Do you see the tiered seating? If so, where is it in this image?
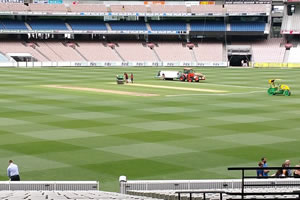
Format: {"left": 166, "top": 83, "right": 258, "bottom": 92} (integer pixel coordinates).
{"left": 7, "top": 3, "right": 30, "bottom": 11}
{"left": 0, "top": 52, "right": 8, "bottom": 62}
{"left": 230, "top": 22, "right": 265, "bottom": 31}
{"left": 40, "top": 42, "right": 84, "bottom": 61}
{"left": 0, "top": 41, "right": 47, "bottom": 61}
{"left": 190, "top": 21, "right": 226, "bottom": 31}
{"left": 28, "top": 20, "right": 67, "bottom": 30}
{"left": 194, "top": 42, "right": 223, "bottom": 61}
{"left": 110, "top": 5, "right": 147, "bottom": 13}
{"left": 116, "top": 43, "right": 157, "bottom": 61}
{"left": 225, "top": 4, "right": 271, "bottom": 14}
{"left": 76, "top": 42, "right": 121, "bottom": 61}
{"left": 250, "top": 38, "right": 285, "bottom": 62}
{"left": 28, "top": 3, "right": 67, "bottom": 12}
{"left": 128, "top": 187, "right": 300, "bottom": 200}
{"left": 190, "top": 5, "right": 223, "bottom": 14}
{"left": 69, "top": 4, "right": 107, "bottom": 13}
{"left": 288, "top": 47, "right": 300, "bottom": 63}
{"left": 154, "top": 42, "right": 193, "bottom": 61}
{"left": 68, "top": 20, "right": 107, "bottom": 31}
{"left": 289, "top": 5, "right": 300, "bottom": 31}
{"left": 1, "top": 19, "right": 27, "bottom": 30}
{"left": 109, "top": 21, "right": 147, "bottom": 31}
{"left": 150, "top": 5, "right": 187, "bottom": 13}
{"left": 150, "top": 21, "right": 186, "bottom": 31}
{"left": 0, "top": 190, "right": 161, "bottom": 200}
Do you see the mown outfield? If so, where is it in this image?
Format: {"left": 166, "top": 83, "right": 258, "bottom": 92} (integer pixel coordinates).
{"left": 0, "top": 67, "right": 299, "bottom": 191}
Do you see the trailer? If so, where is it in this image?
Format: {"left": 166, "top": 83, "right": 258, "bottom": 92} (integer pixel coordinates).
{"left": 156, "top": 71, "right": 181, "bottom": 80}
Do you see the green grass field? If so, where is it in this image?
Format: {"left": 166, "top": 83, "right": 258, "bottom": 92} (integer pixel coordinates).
{"left": 0, "top": 67, "right": 300, "bottom": 191}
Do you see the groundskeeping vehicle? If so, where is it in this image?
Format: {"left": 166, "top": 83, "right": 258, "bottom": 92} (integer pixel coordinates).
{"left": 156, "top": 68, "right": 206, "bottom": 82}
{"left": 179, "top": 68, "right": 206, "bottom": 82}
{"left": 267, "top": 79, "right": 291, "bottom": 96}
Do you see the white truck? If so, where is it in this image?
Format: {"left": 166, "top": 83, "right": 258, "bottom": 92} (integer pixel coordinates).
{"left": 156, "top": 70, "right": 181, "bottom": 80}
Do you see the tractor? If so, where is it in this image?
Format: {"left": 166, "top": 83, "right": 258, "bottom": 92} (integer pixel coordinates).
{"left": 179, "top": 68, "right": 206, "bottom": 82}
{"left": 267, "top": 79, "right": 291, "bottom": 96}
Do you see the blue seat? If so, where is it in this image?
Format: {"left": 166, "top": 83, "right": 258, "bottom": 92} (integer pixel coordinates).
{"left": 68, "top": 20, "right": 107, "bottom": 31}
{"left": 109, "top": 21, "right": 147, "bottom": 31}
{"left": 29, "top": 20, "right": 67, "bottom": 30}
{"left": 150, "top": 21, "right": 186, "bottom": 31}
{"left": 1, "top": 20, "right": 28, "bottom": 30}
{"left": 0, "top": 53, "right": 8, "bottom": 62}
{"left": 230, "top": 22, "right": 265, "bottom": 31}
{"left": 190, "top": 21, "right": 226, "bottom": 31}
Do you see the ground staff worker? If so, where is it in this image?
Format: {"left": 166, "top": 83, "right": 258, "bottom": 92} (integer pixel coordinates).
{"left": 7, "top": 160, "right": 20, "bottom": 181}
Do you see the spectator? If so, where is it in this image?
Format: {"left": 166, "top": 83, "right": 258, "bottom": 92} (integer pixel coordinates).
{"left": 294, "top": 165, "right": 300, "bottom": 178}
{"left": 274, "top": 163, "right": 288, "bottom": 177}
{"left": 284, "top": 160, "right": 292, "bottom": 177}
{"left": 261, "top": 157, "right": 269, "bottom": 177}
{"left": 257, "top": 162, "right": 264, "bottom": 177}
{"left": 7, "top": 160, "right": 20, "bottom": 181}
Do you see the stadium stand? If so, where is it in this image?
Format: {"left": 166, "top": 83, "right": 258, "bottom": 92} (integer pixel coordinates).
{"left": 68, "top": 20, "right": 107, "bottom": 31}
{"left": 0, "top": 41, "right": 47, "bottom": 62}
{"left": 190, "top": 21, "right": 226, "bottom": 32}
{"left": 190, "top": 5, "right": 224, "bottom": 14}
{"left": 28, "top": 3, "right": 67, "bottom": 12}
{"left": 288, "top": 46, "right": 300, "bottom": 63}
{"left": 149, "top": 21, "right": 187, "bottom": 31}
{"left": 109, "top": 21, "right": 147, "bottom": 31}
{"left": 150, "top": 4, "right": 187, "bottom": 13}
{"left": 28, "top": 20, "right": 67, "bottom": 31}
{"left": 69, "top": 4, "right": 107, "bottom": 13}
{"left": 110, "top": 5, "right": 147, "bottom": 13}
{"left": 0, "top": 191, "right": 162, "bottom": 200}
{"left": 0, "top": 19, "right": 27, "bottom": 30}
{"left": 153, "top": 43, "right": 194, "bottom": 62}
{"left": 194, "top": 42, "right": 224, "bottom": 62}
{"left": 225, "top": 4, "right": 271, "bottom": 14}
{"left": 230, "top": 22, "right": 266, "bottom": 32}
{"left": 76, "top": 42, "right": 122, "bottom": 62}
{"left": 251, "top": 39, "right": 286, "bottom": 63}
{"left": 116, "top": 43, "right": 157, "bottom": 61}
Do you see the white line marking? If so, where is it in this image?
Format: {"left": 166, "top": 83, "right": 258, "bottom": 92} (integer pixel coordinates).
{"left": 127, "top": 83, "right": 228, "bottom": 93}
{"left": 166, "top": 90, "right": 265, "bottom": 97}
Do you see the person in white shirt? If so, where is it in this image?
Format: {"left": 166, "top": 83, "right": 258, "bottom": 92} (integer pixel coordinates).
{"left": 7, "top": 160, "right": 20, "bottom": 181}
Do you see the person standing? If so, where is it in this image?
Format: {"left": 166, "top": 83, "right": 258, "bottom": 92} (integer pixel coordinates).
{"left": 130, "top": 73, "right": 133, "bottom": 83}
{"left": 7, "top": 160, "right": 20, "bottom": 181}
{"left": 124, "top": 72, "right": 128, "bottom": 83}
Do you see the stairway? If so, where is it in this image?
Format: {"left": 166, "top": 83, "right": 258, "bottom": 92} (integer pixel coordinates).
{"left": 152, "top": 48, "right": 161, "bottom": 62}
{"left": 113, "top": 47, "right": 125, "bottom": 61}
{"left": 190, "top": 49, "right": 197, "bottom": 62}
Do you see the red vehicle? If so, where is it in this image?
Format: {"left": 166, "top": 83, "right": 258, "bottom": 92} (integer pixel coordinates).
{"left": 179, "top": 68, "right": 206, "bottom": 82}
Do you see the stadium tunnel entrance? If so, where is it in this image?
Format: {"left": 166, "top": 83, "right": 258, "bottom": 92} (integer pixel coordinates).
{"left": 227, "top": 45, "right": 252, "bottom": 67}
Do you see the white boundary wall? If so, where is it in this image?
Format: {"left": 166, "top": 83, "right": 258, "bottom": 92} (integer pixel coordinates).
{"left": 0, "top": 61, "right": 228, "bottom": 68}
{"left": 0, "top": 181, "right": 99, "bottom": 191}
{"left": 120, "top": 178, "right": 300, "bottom": 194}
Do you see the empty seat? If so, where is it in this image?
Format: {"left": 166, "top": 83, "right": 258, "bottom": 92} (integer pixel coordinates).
{"left": 109, "top": 21, "right": 147, "bottom": 31}
{"left": 190, "top": 21, "right": 226, "bottom": 31}
{"left": 68, "top": 20, "right": 107, "bottom": 31}
{"left": 150, "top": 21, "right": 186, "bottom": 31}
{"left": 28, "top": 20, "right": 67, "bottom": 30}
{"left": 230, "top": 22, "right": 265, "bottom": 31}
{"left": 1, "top": 19, "right": 28, "bottom": 30}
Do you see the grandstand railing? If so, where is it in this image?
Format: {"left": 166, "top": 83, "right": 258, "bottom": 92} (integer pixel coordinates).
{"left": 228, "top": 167, "right": 300, "bottom": 199}
{"left": 120, "top": 178, "right": 300, "bottom": 194}
{"left": 0, "top": 181, "right": 99, "bottom": 191}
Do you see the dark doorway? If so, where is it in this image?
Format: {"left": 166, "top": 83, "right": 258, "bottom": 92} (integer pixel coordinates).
{"left": 228, "top": 55, "right": 251, "bottom": 67}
